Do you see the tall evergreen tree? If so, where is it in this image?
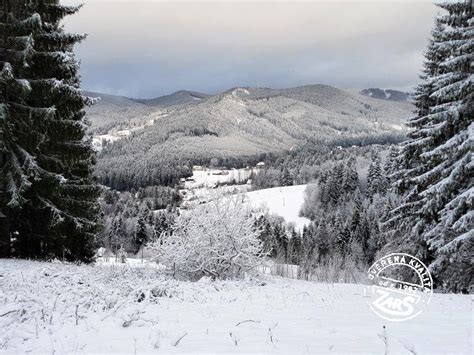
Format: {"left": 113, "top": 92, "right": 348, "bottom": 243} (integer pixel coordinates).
{"left": 325, "top": 163, "right": 344, "bottom": 204}
{"left": 391, "top": 1, "right": 473, "bottom": 292}
{"left": 350, "top": 191, "right": 363, "bottom": 235}
{"left": 280, "top": 167, "right": 292, "bottom": 186}
{"left": 334, "top": 212, "right": 350, "bottom": 257}
{"left": 1, "top": 0, "right": 44, "bottom": 256}
{"left": 367, "top": 154, "right": 387, "bottom": 197}
{"left": 287, "top": 229, "right": 301, "bottom": 265}
{"left": 343, "top": 157, "right": 359, "bottom": 194}
{"left": 383, "top": 146, "right": 399, "bottom": 184}
{"left": 1, "top": 0, "right": 100, "bottom": 262}
{"left": 133, "top": 212, "right": 148, "bottom": 253}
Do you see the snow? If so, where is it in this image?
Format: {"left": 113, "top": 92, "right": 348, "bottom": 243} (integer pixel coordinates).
{"left": 181, "top": 184, "right": 251, "bottom": 209}
{"left": 182, "top": 174, "right": 309, "bottom": 229}
{"left": 92, "top": 111, "right": 168, "bottom": 151}
{"left": 389, "top": 123, "right": 405, "bottom": 131}
{"left": 184, "top": 168, "right": 255, "bottom": 189}
{"left": 241, "top": 185, "right": 310, "bottom": 231}
{"left": 182, "top": 173, "right": 310, "bottom": 230}
{"left": 232, "top": 88, "right": 250, "bottom": 96}
{"left": 0, "top": 259, "right": 471, "bottom": 354}
{"left": 92, "top": 129, "right": 131, "bottom": 149}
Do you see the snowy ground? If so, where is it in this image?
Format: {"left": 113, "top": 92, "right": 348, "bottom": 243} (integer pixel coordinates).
{"left": 184, "top": 168, "right": 256, "bottom": 189}
{"left": 92, "top": 112, "right": 168, "bottom": 151}
{"left": 181, "top": 184, "right": 251, "bottom": 209}
{"left": 0, "top": 259, "right": 471, "bottom": 354}
{"left": 241, "top": 185, "right": 310, "bottom": 231}
{"left": 182, "top": 183, "right": 310, "bottom": 230}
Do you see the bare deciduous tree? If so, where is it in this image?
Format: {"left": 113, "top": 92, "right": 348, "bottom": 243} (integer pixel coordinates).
{"left": 146, "top": 197, "right": 264, "bottom": 279}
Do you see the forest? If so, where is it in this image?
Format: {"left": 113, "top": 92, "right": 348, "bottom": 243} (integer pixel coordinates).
{"left": 0, "top": 1, "right": 472, "bottom": 353}
{"left": 0, "top": 0, "right": 472, "bottom": 295}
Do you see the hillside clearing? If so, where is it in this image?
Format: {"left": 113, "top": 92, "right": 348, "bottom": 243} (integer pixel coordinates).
{"left": 242, "top": 185, "right": 310, "bottom": 231}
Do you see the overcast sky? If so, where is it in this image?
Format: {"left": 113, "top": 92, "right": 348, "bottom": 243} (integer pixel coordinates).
{"left": 62, "top": 0, "right": 440, "bottom": 98}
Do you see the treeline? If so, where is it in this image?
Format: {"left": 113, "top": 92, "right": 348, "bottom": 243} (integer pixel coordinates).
{"left": 97, "top": 160, "right": 193, "bottom": 190}
{"left": 256, "top": 151, "right": 400, "bottom": 281}
{"left": 96, "top": 147, "right": 280, "bottom": 190}
{"left": 98, "top": 187, "right": 180, "bottom": 255}
{"left": 96, "top": 130, "right": 406, "bottom": 191}
{"left": 251, "top": 142, "right": 394, "bottom": 189}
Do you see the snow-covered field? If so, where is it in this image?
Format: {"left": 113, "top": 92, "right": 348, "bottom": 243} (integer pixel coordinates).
{"left": 181, "top": 184, "right": 251, "bottom": 209}
{"left": 181, "top": 168, "right": 309, "bottom": 230}
{"left": 242, "top": 185, "right": 310, "bottom": 230}
{"left": 182, "top": 173, "right": 310, "bottom": 230}
{"left": 0, "top": 259, "right": 471, "bottom": 354}
{"left": 184, "top": 168, "right": 256, "bottom": 189}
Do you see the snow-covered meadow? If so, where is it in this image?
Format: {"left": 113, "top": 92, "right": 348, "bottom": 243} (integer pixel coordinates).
{"left": 242, "top": 185, "right": 310, "bottom": 231}
{"left": 184, "top": 168, "right": 256, "bottom": 189}
{"left": 181, "top": 167, "right": 310, "bottom": 230}
{"left": 0, "top": 259, "right": 471, "bottom": 354}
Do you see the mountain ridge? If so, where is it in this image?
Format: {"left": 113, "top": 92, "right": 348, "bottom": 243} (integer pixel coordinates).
{"left": 131, "top": 90, "right": 211, "bottom": 107}
{"left": 89, "top": 84, "right": 414, "bottom": 189}
{"left": 359, "top": 88, "right": 411, "bottom": 102}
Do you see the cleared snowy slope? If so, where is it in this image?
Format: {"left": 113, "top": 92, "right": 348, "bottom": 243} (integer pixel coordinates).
{"left": 242, "top": 185, "right": 310, "bottom": 230}
{"left": 0, "top": 259, "right": 471, "bottom": 354}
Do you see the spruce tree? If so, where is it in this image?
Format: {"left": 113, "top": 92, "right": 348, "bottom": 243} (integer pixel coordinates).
{"left": 391, "top": 1, "right": 473, "bottom": 292}
{"left": 343, "top": 157, "right": 359, "bottom": 194}
{"left": 315, "top": 222, "right": 330, "bottom": 263}
{"left": 334, "top": 212, "right": 350, "bottom": 257}
{"left": 133, "top": 213, "right": 148, "bottom": 254}
{"left": 287, "top": 229, "right": 301, "bottom": 265}
{"left": 367, "top": 154, "right": 387, "bottom": 197}
{"left": 383, "top": 146, "right": 399, "bottom": 183}
{"left": 1, "top": 1, "right": 46, "bottom": 255}
{"left": 2, "top": 0, "right": 100, "bottom": 262}
{"left": 326, "top": 164, "right": 344, "bottom": 204}
{"left": 350, "top": 191, "right": 363, "bottom": 234}
{"left": 281, "top": 167, "right": 292, "bottom": 186}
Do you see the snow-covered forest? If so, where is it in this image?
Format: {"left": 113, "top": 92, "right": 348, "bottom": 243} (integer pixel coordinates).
{"left": 0, "top": 0, "right": 472, "bottom": 353}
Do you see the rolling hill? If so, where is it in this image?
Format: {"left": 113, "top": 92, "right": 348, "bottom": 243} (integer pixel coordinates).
{"left": 359, "top": 88, "right": 411, "bottom": 102}
{"left": 83, "top": 91, "right": 154, "bottom": 135}
{"left": 132, "top": 90, "right": 210, "bottom": 107}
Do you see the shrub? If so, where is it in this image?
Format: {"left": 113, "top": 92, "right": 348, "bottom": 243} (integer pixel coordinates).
{"left": 145, "top": 197, "right": 264, "bottom": 280}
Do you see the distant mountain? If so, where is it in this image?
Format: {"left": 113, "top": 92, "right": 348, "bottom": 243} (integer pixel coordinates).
{"left": 83, "top": 91, "right": 144, "bottom": 111}
{"left": 83, "top": 90, "right": 210, "bottom": 135}
{"left": 82, "top": 91, "right": 153, "bottom": 135}
{"left": 90, "top": 84, "right": 414, "bottom": 189}
{"left": 359, "top": 88, "right": 411, "bottom": 102}
{"left": 133, "top": 90, "right": 210, "bottom": 108}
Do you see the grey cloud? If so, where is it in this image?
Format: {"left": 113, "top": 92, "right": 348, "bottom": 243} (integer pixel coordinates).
{"left": 63, "top": 0, "right": 438, "bottom": 98}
